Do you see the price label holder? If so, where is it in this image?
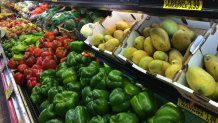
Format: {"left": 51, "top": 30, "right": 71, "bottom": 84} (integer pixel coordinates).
{"left": 19, "top": 116, "right": 25, "bottom": 123}
{"left": 0, "top": 62, "right": 5, "bottom": 73}
{"left": 177, "top": 98, "right": 218, "bottom": 123}
{"left": 163, "top": 0, "right": 203, "bottom": 11}
{"left": 0, "top": 28, "right": 6, "bottom": 38}
{"left": 5, "top": 83, "right": 14, "bottom": 100}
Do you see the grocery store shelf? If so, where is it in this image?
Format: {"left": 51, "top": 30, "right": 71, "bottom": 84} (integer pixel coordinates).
{"left": 26, "top": 0, "right": 218, "bottom": 19}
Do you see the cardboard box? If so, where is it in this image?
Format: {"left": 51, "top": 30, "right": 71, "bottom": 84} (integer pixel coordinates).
{"left": 84, "top": 11, "right": 146, "bottom": 62}
{"left": 117, "top": 15, "right": 213, "bottom": 84}
{"left": 174, "top": 25, "right": 218, "bottom": 114}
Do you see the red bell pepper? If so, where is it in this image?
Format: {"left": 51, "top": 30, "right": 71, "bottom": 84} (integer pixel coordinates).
{"left": 25, "top": 56, "right": 36, "bottom": 67}
{"left": 74, "top": 18, "right": 81, "bottom": 22}
{"left": 24, "top": 68, "right": 31, "bottom": 77}
{"left": 42, "top": 57, "right": 57, "bottom": 70}
{"left": 62, "top": 39, "right": 73, "bottom": 49}
{"left": 26, "top": 45, "right": 36, "bottom": 52}
{"left": 57, "top": 35, "right": 69, "bottom": 42}
{"left": 55, "top": 47, "right": 67, "bottom": 59}
{"left": 32, "top": 64, "right": 43, "bottom": 70}
{"left": 7, "top": 59, "right": 18, "bottom": 69}
{"left": 44, "top": 48, "right": 54, "bottom": 54}
{"left": 24, "top": 52, "right": 33, "bottom": 59}
{"left": 44, "top": 41, "right": 52, "bottom": 48}
{"left": 27, "top": 77, "right": 38, "bottom": 89}
{"left": 31, "top": 68, "right": 43, "bottom": 79}
{"left": 14, "top": 72, "right": 25, "bottom": 85}
{"left": 51, "top": 40, "right": 62, "bottom": 50}
{"left": 60, "top": 57, "right": 66, "bottom": 63}
{"left": 36, "top": 57, "right": 43, "bottom": 65}
{"left": 40, "top": 37, "right": 46, "bottom": 43}
{"left": 44, "top": 32, "right": 55, "bottom": 42}
{"left": 33, "top": 47, "right": 42, "bottom": 57}
{"left": 18, "top": 59, "right": 26, "bottom": 65}
{"left": 17, "top": 64, "right": 28, "bottom": 73}
{"left": 82, "top": 52, "right": 92, "bottom": 57}
{"left": 41, "top": 51, "right": 54, "bottom": 59}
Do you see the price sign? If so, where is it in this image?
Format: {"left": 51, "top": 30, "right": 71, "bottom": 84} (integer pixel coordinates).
{"left": 163, "top": 0, "right": 203, "bottom": 11}
{"left": 177, "top": 98, "right": 218, "bottom": 123}
{"left": 5, "top": 83, "right": 14, "bottom": 100}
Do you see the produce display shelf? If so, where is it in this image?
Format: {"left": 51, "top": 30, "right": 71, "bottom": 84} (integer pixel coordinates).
{"left": 26, "top": 0, "right": 218, "bottom": 19}
{"left": 1, "top": 1, "right": 218, "bottom": 122}
{"left": 0, "top": 44, "right": 35, "bottom": 123}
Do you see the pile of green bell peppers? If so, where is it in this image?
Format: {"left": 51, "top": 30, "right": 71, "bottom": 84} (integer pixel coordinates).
{"left": 2, "top": 32, "right": 44, "bottom": 60}
{"left": 31, "top": 51, "right": 185, "bottom": 123}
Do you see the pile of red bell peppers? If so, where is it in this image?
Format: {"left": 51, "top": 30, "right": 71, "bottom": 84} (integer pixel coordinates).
{"left": 8, "top": 32, "right": 73, "bottom": 89}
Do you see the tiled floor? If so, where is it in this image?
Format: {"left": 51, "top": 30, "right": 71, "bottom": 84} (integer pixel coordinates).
{"left": 0, "top": 76, "right": 11, "bottom": 123}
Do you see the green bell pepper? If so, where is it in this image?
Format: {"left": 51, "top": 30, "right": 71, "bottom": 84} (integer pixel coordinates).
{"left": 99, "top": 65, "right": 112, "bottom": 75}
{"left": 40, "top": 100, "right": 50, "bottom": 111}
{"left": 106, "top": 70, "right": 123, "bottom": 89}
{"left": 58, "top": 62, "right": 68, "bottom": 69}
{"left": 109, "top": 88, "right": 130, "bottom": 113}
{"left": 81, "top": 55, "right": 92, "bottom": 66}
{"left": 66, "top": 52, "right": 82, "bottom": 67}
{"left": 41, "top": 80, "right": 59, "bottom": 96}
{"left": 130, "top": 91, "right": 157, "bottom": 119}
{"left": 81, "top": 86, "right": 92, "bottom": 105}
{"left": 48, "top": 86, "right": 64, "bottom": 102}
{"left": 31, "top": 85, "right": 44, "bottom": 104}
{"left": 61, "top": 68, "right": 76, "bottom": 79}
{"left": 56, "top": 68, "right": 68, "bottom": 78}
{"left": 12, "top": 54, "right": 24, "bottom": 61}
{"left": 40, "top": 69, "right": 56, "bottom": 82}
{"left": 56, "top": 67, "right": 77, "bottom": 84}
{"left": 41, "top": 77, "right": 56, "bottom": 85}
{"left": 89, "top": 61, "right": 102, "bottom": 68}
{"left": 38, "top": 104, "right": 57, "bottom": 123}
{"left": 90, "top": 71, "right": 107, "bottom": 90}
{"left": 24, "top": 36, "right": 41, "bottom": 45}
{"left": 63, "top": 76, "right": 77, "bottom": 85}
{"left": 124, "top": 82, "right": 142, "bottom": 97}
{"left": 19, "top": 34, "right": 32, "bottom": 41}
{"left": 65, "top": 106, "right": 90, "bottom": 123}
{"left": 79, "top": 66, "right": 99, "bottom": 86}
{"left": 53, "top": 91, "right": 79, "bottom": 117}
{"left": 146, "top": 117, "right": 154, "bottom": 123}
{"left": 68, "top": 41, "right": 84, "bottom": 53}
{"left": 86, "top": 89, "right": 109, "bottom": 103}
{"left": 87, "top": 99, "right": 109, "bottom": 116}
{"left": 12, "top": 43, "right": 28, "bottom": 52}
{"left": 152, "top": 102, "right": 185, "bottom": 123}
{"left": 36, "top": 40, "right": 40, "bottom": 47}
{"left": 89, "top": 115, "right": 110, "bottom": 123}
{"left": 86, "top": 89, "right": 109, "bottom": 115}
{"left": 46, "top": 119, "right": 63, "bottom": 123}
{"left": 65, "top": 82, "right": 82, "bottom": 93}
{"left": 110, "top": 112, "right": 139, "bottom": 123}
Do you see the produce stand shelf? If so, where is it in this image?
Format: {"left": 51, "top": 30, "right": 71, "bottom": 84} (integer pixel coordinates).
{"left": 1, "top": 1, "right": 218, "bottom": 123}
{"left": 26, "top": 0, "right": 218, "bottom": 19}
{"left": 0, "top": 42, "right": 210, "bottom": 123}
